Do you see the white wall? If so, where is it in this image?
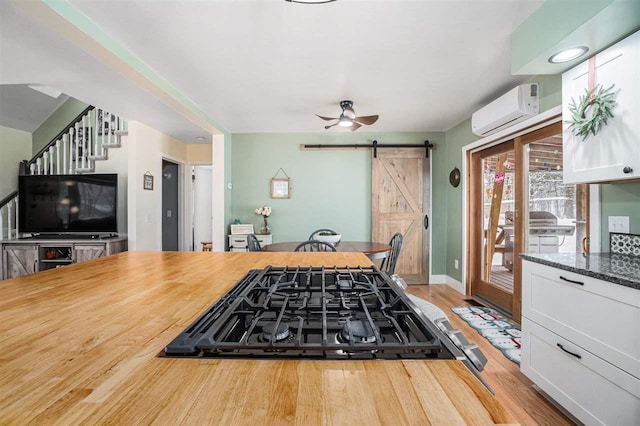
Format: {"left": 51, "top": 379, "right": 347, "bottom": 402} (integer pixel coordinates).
{"left": 126, "top": 121, "right": 212, "bottom": 251}
{"left": 0, "top": 125, "right": 31, "bottom": 199}
{"left": 93, "top": 130, "right": 129, "bottom": 236}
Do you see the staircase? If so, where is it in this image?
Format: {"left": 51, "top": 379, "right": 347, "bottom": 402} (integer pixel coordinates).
{"left": 0, "top": 106, "right": 127, "bottom": 240}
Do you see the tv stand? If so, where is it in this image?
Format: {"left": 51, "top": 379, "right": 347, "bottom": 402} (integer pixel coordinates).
{"left": 25, "top": 234, "right": 115, "bottom": 240}
{"left": 1, "top": 236, "right": 127, "bottom": 280}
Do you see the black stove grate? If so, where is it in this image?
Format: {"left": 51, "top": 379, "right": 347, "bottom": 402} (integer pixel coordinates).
{"left": 163, "top": 265, "right": 456, "bottom": 360}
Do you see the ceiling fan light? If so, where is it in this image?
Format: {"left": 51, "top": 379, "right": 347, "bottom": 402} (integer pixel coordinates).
{"left": 343, "top": 108, "right": 356, "bottom": 120}
{"left": 338, "top": 117, "right": 352, "bottom": 127}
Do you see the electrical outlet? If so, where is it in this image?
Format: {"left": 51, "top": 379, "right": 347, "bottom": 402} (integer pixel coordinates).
{"left": 454, "top": 259, "right": 459, "bottom": 270}
{"left": 608, "top": 216, "right": 629, "bottom": 233}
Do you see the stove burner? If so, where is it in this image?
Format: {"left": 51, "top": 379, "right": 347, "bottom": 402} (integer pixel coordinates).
{"left": 337, "top": 279, "right": 353, "bottom": 290}
{"left": 163, "top": 265, "right": 459, "bottom": 361}
{"left": 340, "top": 320, "right": 376, "bottom": 344}
{"left": 261, "top": 322, "right": 290, "bottom": 342}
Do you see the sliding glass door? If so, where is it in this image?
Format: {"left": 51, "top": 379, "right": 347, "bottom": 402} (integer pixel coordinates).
{"left": 468, "top": 122, "right": 588, "bottom": 321}
{"left": 469, "top": 141, "right": 516, "bottom": 315}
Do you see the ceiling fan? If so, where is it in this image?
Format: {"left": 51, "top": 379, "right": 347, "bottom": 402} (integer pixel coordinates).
{"left": 317, "top": 100, "right": 379, "bottom": 131}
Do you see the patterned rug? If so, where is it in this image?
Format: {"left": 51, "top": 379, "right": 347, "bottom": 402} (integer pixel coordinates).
{"left": 451, "top": 306, "right": 521, "bottom": 365}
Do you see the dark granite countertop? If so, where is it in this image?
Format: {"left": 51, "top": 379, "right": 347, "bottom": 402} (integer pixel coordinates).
{"left": 519, "top": 252, "right": 640, "bottom": 290}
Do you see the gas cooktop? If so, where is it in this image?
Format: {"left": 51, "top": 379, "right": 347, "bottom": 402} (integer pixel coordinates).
{"left": 163, "top": 265, "right": 459, "bottom": 360}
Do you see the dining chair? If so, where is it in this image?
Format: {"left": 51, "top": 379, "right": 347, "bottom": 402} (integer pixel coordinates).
{"left": 247, "top": 234, "right": 263, "bottom": 252}
{"left": 308, "top": 229, "right": 338, "bottom": 240}
{"left": 380, "top": 233, "right": 403, "bottom": 275}
{"left": 295, "top": 240, "right": 337, "bottom": 252}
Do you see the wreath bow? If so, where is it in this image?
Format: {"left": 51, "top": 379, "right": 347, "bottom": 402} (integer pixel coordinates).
{"left": 565, "top": 84, "right": 617, "bottom": 141}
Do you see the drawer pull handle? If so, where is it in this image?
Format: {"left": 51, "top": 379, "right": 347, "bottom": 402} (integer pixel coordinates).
{"left": 557, "top": 343, "right": 581, "bottom": 359}
{"left": 559, "top": 276, "right": 584, "bottom": 285}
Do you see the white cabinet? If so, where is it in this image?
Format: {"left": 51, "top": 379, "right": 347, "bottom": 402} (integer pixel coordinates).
{"left": 562, "top": 30, "right": 640, "bottom": 184}
{"left": 228, "top": 234, "right": 272, "bottom": 252}
{"left": 521, "top": 260, "right": 640, "bottom": 425}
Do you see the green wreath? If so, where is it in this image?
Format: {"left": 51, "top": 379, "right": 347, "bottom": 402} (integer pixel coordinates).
{"left": 565, "top": 84, "right": 617, "bottom": 141}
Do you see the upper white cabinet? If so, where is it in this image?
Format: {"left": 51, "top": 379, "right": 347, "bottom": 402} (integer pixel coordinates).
{"left": 563, "top": 30, "right": 640, "bottom": 184}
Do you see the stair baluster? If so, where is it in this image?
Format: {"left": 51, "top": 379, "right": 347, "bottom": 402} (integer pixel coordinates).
{"left": 94, "top": 109, "right": 99, "bottom": 158}
{"left": 48, "top": 146, "right": 54, "bottom": 174}
{"left": 1, "top": 106, "right": 126, "bottom": 241}
{"left": 63, "top": 134, "right": 69, "bottom": 174}
{"left": 7, "top": 200, "right": 13, "bottom": 239}
{"left": 56, "top": 140, "right": 61, "bottom": 174}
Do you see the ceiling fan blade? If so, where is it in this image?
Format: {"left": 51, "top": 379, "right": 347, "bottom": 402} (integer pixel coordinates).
{"left": 349, "top": 122, "right": 362, "bottom": 132}
{"left": 354, "top": 115, "right": 379, "bottom": 125}
{"left": 316, "top": 114, "right": 338, "bottom": 121}
{"left": 324, "top": 122, "right": 340, "bottom": 130}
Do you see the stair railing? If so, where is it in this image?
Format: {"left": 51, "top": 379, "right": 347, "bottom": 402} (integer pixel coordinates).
{"left": 0, "top": 107, "right": 127, "bottom": 240}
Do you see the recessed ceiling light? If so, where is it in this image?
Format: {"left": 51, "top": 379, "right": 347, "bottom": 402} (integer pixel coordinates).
{"left": 196, "top": 136, "right": 206, "bottom": 141}
{"left": 548, "top": 46, "right": 589, "bottom": 64}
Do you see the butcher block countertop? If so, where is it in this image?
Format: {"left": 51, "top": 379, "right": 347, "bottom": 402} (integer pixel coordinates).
{"left": 0, "top": 251, "right": 515, "bottom": 425}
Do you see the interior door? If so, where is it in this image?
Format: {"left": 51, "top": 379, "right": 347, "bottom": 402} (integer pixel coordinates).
{"left": 372, "top": 147, "right": 430, "bottom": 284}
{"left": 162, "top": 160, "right": 179, "bottom": 251}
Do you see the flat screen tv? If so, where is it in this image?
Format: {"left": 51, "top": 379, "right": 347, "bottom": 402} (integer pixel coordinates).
{"left": 18, "top": 174, "right": 118, "bottom": 235}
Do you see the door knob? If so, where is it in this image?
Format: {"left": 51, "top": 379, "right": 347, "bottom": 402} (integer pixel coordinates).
{"left": 623, "top": 166, "right": 633, "bottom": 174}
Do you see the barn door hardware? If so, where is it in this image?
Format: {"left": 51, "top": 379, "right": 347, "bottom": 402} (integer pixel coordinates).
{"left": 301, "top": 140, "right": 435, "bottom": 158}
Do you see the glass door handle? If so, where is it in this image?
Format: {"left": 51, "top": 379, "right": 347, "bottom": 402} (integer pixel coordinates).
{"left": 424, "top": 214, "right": 429, "bottom": 230}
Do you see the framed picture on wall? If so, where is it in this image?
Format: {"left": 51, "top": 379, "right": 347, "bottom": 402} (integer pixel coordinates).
{"left": 98, "top": 110, "right": 117, "bottom": 135}
{"left": 143, "top": 172, "right": 154, "bottom": 190}
{"left": 271, "top": 178, "right": 290, "bottom": 199}
{"left": 73, "top": 127, "right": 91, "bottom": 158}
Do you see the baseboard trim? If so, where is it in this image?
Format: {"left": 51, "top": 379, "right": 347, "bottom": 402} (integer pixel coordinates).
{"left": 444, "top": 276, "right": 465, "bottom": 294}
{"left": 429, "top": 274, "right": 446, "bottom": 284}
{"left": 427, "top": 275, "right": 465, "bottom": 295}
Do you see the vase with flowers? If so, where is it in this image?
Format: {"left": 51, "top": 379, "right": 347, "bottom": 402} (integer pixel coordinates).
{"left": 254, "top": 206, "right": 272, "bottom": 234}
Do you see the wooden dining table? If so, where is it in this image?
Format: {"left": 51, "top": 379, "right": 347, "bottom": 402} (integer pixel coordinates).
{"left": 262, "top": 240, "right": 391, "bottom": 260}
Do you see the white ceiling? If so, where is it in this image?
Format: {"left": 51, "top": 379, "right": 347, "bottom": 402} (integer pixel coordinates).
{"left": 0, "top": 0, "right": 545, "bottom": 141}
{"left": 0, "top": 84, "right": 68, "bottom": 132}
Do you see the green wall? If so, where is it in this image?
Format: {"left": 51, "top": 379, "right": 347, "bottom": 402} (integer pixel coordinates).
{"left": 231, "top": 131, "right": 444, "bottom": 246}
{"left": 600, "top": 181, "right": 640, "bottom": 251}
{"left": 224, "top": 132, "right": 233, "bottom": 236}
{"left": 31, "top": 98, "right": 89, "bottom": 155}
{"left": 0, "top": 125, "right": 32, "bottom": 200}
{"left": 440, "top": 73, "right": 640, "bottom": 282}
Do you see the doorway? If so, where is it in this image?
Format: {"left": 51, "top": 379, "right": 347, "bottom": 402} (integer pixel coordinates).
{"left": 162, "top": 160, "right": 179, "bottom": 251}
{"left": 372, "top": 147, "right": 430, "bottom": 284}
{"left": 191, "top": 165, "right": 213, "bottom": 252}
{"left": 468, "top": 122, "right": 588, "bottom": 320}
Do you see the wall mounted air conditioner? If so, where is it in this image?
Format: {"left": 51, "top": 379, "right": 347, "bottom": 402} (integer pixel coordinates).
{"left": 471, "top": 83, "right": 539, "bottom": 137}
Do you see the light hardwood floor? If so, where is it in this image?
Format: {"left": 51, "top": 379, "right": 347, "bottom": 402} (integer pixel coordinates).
{"left": 407, "top": 283, "right": 575, "bottom": 426}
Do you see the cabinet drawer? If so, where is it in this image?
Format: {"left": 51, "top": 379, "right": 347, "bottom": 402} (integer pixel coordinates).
{"left": 256, "top": 235, "right": 272, "bottom": 245}
{"left": 521, "top": 318, "right": 640, "bottom": 426}
{"left": 228, "top": 236, "right": 248, "bottom": 251}
{"left": 522, "top": 261, "right": 640, "bottom": 377}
